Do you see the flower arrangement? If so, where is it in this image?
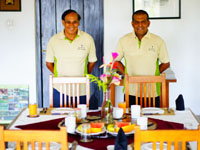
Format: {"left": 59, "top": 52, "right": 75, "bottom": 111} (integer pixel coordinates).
{"left": 87, "top": 52, "right": 120, "bottom": 92}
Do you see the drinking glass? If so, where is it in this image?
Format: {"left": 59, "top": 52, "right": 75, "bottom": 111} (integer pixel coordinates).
{"left": 28, "top": 103, "right": 38, "bottom": 117}
{"left": 74, "top": 108, "right": 82, "bottom": 123}
{"left": 80, "top": 124, "right": 93, "bottom": 142}
{"left": 118, "top": 102, "right": 126, "bottom": 114}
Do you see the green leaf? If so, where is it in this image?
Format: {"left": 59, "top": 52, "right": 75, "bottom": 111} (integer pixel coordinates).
{"left": 87, "top": 74, "right": 107, "bottom": 92}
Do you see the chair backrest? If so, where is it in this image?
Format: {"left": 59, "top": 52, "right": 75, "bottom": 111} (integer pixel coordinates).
{"left": 125, "top": 73, "right": 166, "bottom": 108}
{"left": 0, "top": 126, "right": 68, "bottom": 150}
{"left": 49, "top": 74, "right": 90, "bottom": 108}
{"left": 134, "top": 125, "right": 200, "bottom": 150}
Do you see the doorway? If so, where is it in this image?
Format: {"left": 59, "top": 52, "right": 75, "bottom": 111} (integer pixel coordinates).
{"left": 36, "top": 0, "right": 104, "bottom": 107}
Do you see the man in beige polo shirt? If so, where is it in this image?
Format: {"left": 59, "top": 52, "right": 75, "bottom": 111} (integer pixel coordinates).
{"left": 115, "top": 10, "right": 170, "bottom": 107}
{"left": 46, "top": 9, "right": 97, "bottom": 107}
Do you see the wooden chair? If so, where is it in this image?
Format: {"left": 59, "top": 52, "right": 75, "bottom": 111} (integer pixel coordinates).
{"left": 0, "top": 126, "right": 68, "bottom": 150}
{"left": 49, "top": 74, "right": 90, "bottom": 108}
{"left": 134, "top": 125, "right": 200, "bottom": 150}
{"left": 125, "top": 73, "right": 167, "bottom": 108}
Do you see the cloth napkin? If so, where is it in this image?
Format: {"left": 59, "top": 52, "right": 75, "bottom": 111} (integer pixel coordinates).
{"left": 175, "top": 94, "right": 185, "bottom": 111}
{"left": 114, "top": 128, "right": 128, "bottom": 150}
{"left": 89, "top": 93, "right": 99, "bottom": 110}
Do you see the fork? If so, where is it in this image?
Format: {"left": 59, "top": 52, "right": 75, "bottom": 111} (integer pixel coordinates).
{"left": 167, "top": 108, "right": 171, "bottom": 113}
{"left": 44, "top": 107, "right": 47, "bottom": 113}
{"left": 69, "top": 141, "right": 78, "bottom": 150}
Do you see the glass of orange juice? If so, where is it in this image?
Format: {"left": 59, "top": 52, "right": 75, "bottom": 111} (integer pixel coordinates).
{"left": 118, "top": 102, "right": 126, "bottom": 114}
{"left": 29, "top": 103, "right": 38, "bottom": 117}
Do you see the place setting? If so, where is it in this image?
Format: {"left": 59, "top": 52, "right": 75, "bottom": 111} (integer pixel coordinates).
{"left": 141, "top": 107, "right": 175, "bottom": 116}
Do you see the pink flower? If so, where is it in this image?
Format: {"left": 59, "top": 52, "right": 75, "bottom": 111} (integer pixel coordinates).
{"left": 100, "top": 74, "right": 107, "bottom": 82}
{"left": 112, "top": 52, "right": 118, "bottom": 60}
{"left": 111, "top": 76, "right": 120, "bottom": 85}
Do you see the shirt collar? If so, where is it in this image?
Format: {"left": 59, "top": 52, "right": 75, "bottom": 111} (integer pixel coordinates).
{"left": 132, "top": 30, "right": 151, "bottom": 40}
{"left": 59, "top": 29, "right": 81, "bottom": 40}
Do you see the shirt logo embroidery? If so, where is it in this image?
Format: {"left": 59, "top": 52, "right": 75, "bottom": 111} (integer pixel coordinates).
{"left": 77, "top": 45, "right": 86, "bottom": 50}
{"left": 148, "top": 46, "right": 155, "bottom": 52}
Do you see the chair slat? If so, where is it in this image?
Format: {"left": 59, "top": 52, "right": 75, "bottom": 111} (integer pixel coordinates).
{"left": 46, "top": 142, "right": 50, "bottom": 150}
{"left": 31, "top": 141, "right": 35, "bottom": 150}
{"left": 64, "top": 84, "right": 67, "bottom": 107}
{"left": 182, "top": 141, "right": 186, "bottom": 150}
{"left": 135, "top": 83, "right": 138, "bottom": 105}
{"left": 144, "top": 83, "right": 147, "bottom": 107}
{"left": 77, "top": 84, "right": 80, "bottom": 106}
{"left": 59, "top": 85, "right": 63, "bottom": 107}
{"left": 68, "top": 83, "right": 71, "bottom": 107}
{"left": 153, "top": 83, "right": 156, "bottom": 107}
{"left": 16, "top": 141, "right": 21, "bottom": 150}
{"left": 167, "top": 141, "right": 171, "bottom": 150}
{"left": 160, "top": 141, "right": 163, "bottom": 150}
{"left": 153, "top": 142, "right": 156, "bottom": 150}
{"left": 38, "top": 142, "right": 42, "bottom": 150}
{"left": 140, "top": 83, "right": 143, "bottom": 107}
{"left": 148, "top": 83, "right": 151, "bottom": 107}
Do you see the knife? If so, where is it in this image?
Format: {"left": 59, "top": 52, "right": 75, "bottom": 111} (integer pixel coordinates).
{"left": 143, "top": 113, "right": 159, "bottom": 115}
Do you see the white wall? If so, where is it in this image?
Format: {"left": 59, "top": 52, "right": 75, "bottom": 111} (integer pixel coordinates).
{"left": 0, "top": 0, "right": 200, "bottom": 115}
{"left": 0, "top": 0, "right": 36, "bottom": 104}
{"left": 104, "top": 0, "right": 200, "bottom": 115}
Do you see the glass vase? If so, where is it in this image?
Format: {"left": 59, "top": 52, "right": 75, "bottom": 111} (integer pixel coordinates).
{"left": 101, "top": 87, "right": 113, "bottom": 124}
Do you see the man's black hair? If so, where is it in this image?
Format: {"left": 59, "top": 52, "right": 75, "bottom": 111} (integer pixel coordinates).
{"left": 61, "top": 9, "right": 81, "bottom": 21}
{"left": 132, "top": 10, "right": 149, "bottom": 21}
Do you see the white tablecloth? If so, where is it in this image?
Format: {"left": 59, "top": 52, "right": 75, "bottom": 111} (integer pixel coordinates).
{"left": 8, "top": 108, "right": 199, "bottom": 150}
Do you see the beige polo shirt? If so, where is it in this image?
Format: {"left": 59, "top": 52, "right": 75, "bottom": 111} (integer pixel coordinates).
{"left": 46, "top": 29, "right": 97, "bottom": 96}
{"left": 116, "top": 31, "right": 170, "bottom": 96}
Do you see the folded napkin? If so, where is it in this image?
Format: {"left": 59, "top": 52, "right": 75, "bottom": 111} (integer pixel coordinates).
{"left": 89, "top": 93, "right": 99, "bottom": 110}
{"left": 175, "top": 94, "right": 185, "bottom": 111}
{"left": 114, "top": 128, "right": 128, "bottom": 150}
{"left": 15, "top": 118, "right": 64, "bottom": 130}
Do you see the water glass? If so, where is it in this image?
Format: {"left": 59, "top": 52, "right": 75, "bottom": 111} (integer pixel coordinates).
{"left": 137, "top": 116, "right": 148, "bottom": 130}
{"left": 74, "top": 108, "right": 82, "bottom": 122}
{"left": 65, "top": 115, "right": 76, "bottom": 134}
{"left": 131, "top": 105, "right": 141, "bottom": 119}
{"left": 80, "top": 124, "right": 93, "bottom": 142}
{"left": 78, "top": 104, "right": 87, "bottom": 118}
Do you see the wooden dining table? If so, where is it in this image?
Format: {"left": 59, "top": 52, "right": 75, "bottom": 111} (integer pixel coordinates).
{"left": 7, "top": 107, "right": 199, "bottom": 150}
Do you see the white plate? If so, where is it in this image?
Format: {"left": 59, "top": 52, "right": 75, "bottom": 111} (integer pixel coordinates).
{"left": 107, "top": 130, "right": 134, "bottom": 136}
{"left": 107, "top": 145, "right": 132, "bottom": 150}
{"left": 142, "top": 107, "right": 164, "bottom": 115}
{"left": 87, "top": 107, "right": 101, "bottom": 112}
{"left": 28, "top": 142, "right": 61, "bottom": 150}
{"left": 51, "top": 108, "right": 74, "bottom": 114}
{"left": 75, "top": 124, "right": 106, "bottom": 136}
{"left": 141, "top": 143, "right": 174, "bottom": 150}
